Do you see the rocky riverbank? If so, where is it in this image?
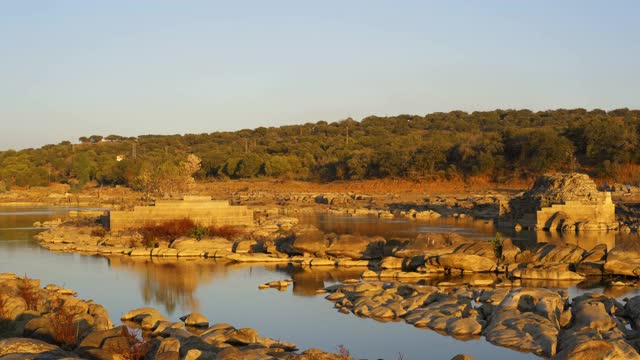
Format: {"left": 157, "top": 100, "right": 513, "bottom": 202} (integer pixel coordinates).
{"left": 0, "top": 273, "right": 359, "bottom": 359}
{"left": 34, "top": 214, "right": 640, "bottom": 283}
{"left": 314, "top": 280, "right": 640, "bottom": 359}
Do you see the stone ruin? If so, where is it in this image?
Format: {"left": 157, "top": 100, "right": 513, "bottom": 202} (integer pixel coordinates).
{"left": 106, "top": 195, "right": 254, "bottom": 231}
{"left": 499, "top": 173, "right": 617, "bottom": 231}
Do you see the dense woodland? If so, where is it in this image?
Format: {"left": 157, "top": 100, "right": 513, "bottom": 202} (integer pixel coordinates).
{"left": 1, "top": 108, "right": 640, "bottom": 191}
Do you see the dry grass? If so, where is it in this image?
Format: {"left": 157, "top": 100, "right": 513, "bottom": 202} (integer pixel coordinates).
{"left": 107, "top": 326, "right": 152, "bottom": 360}
{"left": 207, "top": 224, "right": 245, "bottom": 239}
{"left": 90, "top": 227, "right": 107, "bottom": 237}
{"left": 17, "top": 276, "right": 39, "bottom": 311}
{"left": 48, "top": 299, "right": 81, "bottom": 349}
{"left": 610, "top": 163, "right": 640, "bottom": 184}
{"left": 337, "top": 344, "right": 351, "bottom": 359}
{"left": 195, "top": 176, "right": 532, "bottom": 197}
{"left": 139, "top": 218, "right": 196, "bottom": 247}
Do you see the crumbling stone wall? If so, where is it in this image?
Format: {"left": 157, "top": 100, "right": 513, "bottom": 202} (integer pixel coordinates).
{"left": 108, "top": 196, "right": 253, "bottom": 231}
{"left": 500, "top": 173, "right": 617, "bottom": 231}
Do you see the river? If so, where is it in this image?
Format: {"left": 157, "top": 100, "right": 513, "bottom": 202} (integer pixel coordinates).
{"left": 2, "top": 206, "right": 636, "bottom": 359}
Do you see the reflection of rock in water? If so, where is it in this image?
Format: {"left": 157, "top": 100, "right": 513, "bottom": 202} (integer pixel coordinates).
{"left": 274, "top": 264, "right": 365, "bottom": 296}
{"left": 298, "top": 213, "right": 498, "bottom": 240}
{"left": 534, "top": 230, "right": 616, "bottom": 251}
{"left": 107, "top": 256, "right": 232, "bottom": 315}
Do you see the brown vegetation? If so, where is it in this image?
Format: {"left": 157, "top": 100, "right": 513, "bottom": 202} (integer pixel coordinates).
{"left": 207, "top": 224, "right": 245, "bottom": 239}
{"left": 337, "top": 344, "right": 351, "bottom": 359}
{"left": 194, "top": 177, "right": 531, "bottom": 199}
{"left": 107, "top": 327, "right": 152, "bottom": 360}
{"left": 136, "top": 218, "right": 245, "bottom": 246}
{"left": 139, "top": 218, "right": 196, "bottom": 246}
{"left": 17, "top": 276, "right": 39, "bottom": 311}
{"left": 90, "top": 227, "right": 107, "bottom": 237}
{"left": 48, "top": 299, "right": 80, "bottom": 348}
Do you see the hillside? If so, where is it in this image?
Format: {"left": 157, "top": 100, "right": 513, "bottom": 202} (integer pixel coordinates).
{"left": 1, "top": 108, "right": 639, "bottom": 191}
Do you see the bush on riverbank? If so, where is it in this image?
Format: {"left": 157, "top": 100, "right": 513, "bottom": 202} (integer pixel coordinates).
{"left": 139, "top": 218, "right": 196, "bottom": 247}
{"left": 137, "top": 219, "right": 246, "bottom": 246}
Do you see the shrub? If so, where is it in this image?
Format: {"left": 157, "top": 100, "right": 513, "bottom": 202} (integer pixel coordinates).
{"left": 207, "top": 225, "right": 245, "bottom": 239}
{"left": 107, "top": 326, "right": 152, "bottom": 360}
{"left": 139, "top": 218, "right": 196, "bottom": 245}
{"left": 90, "top": 227, "right": 107, "bottom": 237}
{"left": 491, "top": 232, "right": 503, "bottom": 262}
{"left": 189, "top": 225, "right": 209, "bottom": 240}
{"left": 337, "top": 344, "right": 351, "bottom": 360}
{"left": 17, "top": 276, "right": 39, "bottom": 311}
{"left": 49, "top": 299, "right": 81, "bottom": 349}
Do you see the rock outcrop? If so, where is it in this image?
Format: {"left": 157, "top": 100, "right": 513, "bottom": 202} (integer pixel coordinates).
{"left": 0, "top": 272, "right": 348, "bottom": 360}
{"left": 320, "top": 280, "right": 640, "bottom": 359}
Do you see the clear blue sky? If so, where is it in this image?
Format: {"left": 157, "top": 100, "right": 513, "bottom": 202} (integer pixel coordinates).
{"left": 1, "top": 1, "right": 639, "bottom": 150}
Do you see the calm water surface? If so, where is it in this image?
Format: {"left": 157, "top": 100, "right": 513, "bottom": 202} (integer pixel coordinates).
{"left": 2, "top": 207, "right": 636, "bottom": 359}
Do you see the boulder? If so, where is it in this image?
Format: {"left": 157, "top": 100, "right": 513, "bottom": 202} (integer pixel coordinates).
{"left": 224, "top": 328, "right": 259, "bottom": 345}
{"left": 450, "top": 355, "right": 475, "bottom": 360}
{"left": 531, "top": 243, "right": 587, "bottom": 264}
{"left": 484, "top": 288, "right": 565, "bottom": 357}
{"left": 452, "top": 241, "right": 496, "bottom": 258}
{"left": 604, "top": 240, "right": 640, "bottom": 276}
{"left": 553, "top": 339, "right": 640, "bottom": 360}
{"left": 180, "top": 313, "right": 209, "bottom": 328}
{"left": 582, "top": 244, "right": 607, "bottom": 263}
{"left": 394, "top": 233, "right": 467, "bottom": 258}
{"left": 289, "top": 226, "right": 329, "bottom": 257}
{"left": 485, "top": 310, "right": 559, "bottom": 357}
{"left": 233, "top": 239, "right": 260, "bottom": 253}
{"left": 0, "top": 295, "right": 27, "bottom": 320}
{"left": 0, "top": 338, "right": 74, "bottom": 357}
{"left": 554, "top": 292, "right": 639, "bottom": 359}
{"left": 121, "top": 307, "right": 166, "bottom": 330}
{"left": 445, "top": 317, "right": 483, "bottom": 336}
{"left": 624, "top": 295, "right": 640, "bottom": 329}
{"left": 170, "top": 237, "right": 234, "bottom": 252}
{"left": 325, "top": 234, "right": 386, "bottom": 260}
{"left": 426, "top": 253, "right": 496, "bottom": 272}
{"left": 380, "top": 256, "right": 404, "bottom": 269}
{"left": 77, "top": 326, "right": 127, "bottom": 350}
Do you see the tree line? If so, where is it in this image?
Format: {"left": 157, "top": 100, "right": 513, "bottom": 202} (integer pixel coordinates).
{"left": 1, "top": 108, "right": 639, "bottom": 190}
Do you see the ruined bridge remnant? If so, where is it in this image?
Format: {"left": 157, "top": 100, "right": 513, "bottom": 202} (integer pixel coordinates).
{"left": 499, "top": 173, "right": 617, "bottom": 231}
{"left": 107, "top": 195, "right": 253, "bottom": 231}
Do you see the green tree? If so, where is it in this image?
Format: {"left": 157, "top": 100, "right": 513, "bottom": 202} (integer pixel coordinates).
{"left": 234, "top": 154, "right": 263, "bottom": 178}
{"left": 71, "top": 153, "right": 93, "bottom": 185}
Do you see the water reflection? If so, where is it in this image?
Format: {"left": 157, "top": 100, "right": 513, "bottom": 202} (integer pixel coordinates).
{"left": 299, "top": 214, "right": 497, "bottom": 240}
{"left": 106, "top": 256, "right": 235, "bottom": 315}
{"left": 106, "top": 253, "right": 640, "bottom": 313}
{"left": 275, "top": 264, "right": 364, "bottom": 296}
{"left": 300, "top": 212, "right": 637, "bottom": 252}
